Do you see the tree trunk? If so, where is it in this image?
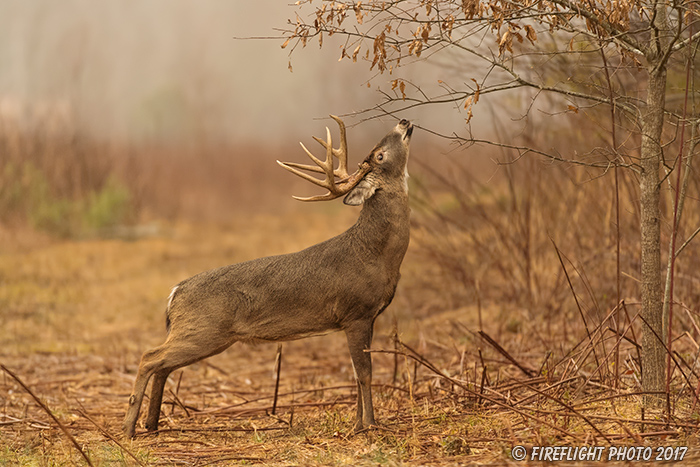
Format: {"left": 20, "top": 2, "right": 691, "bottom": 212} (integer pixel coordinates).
{"left": 639, "top": 64, "right": 667, "bottom": 407}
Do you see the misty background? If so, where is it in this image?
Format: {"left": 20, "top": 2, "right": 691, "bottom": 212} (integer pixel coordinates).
{"left": 0, "top": 0, "right": 501, "bottom": 231}
{"left": 0, "top": 0, "right": 470, "bottom": 147}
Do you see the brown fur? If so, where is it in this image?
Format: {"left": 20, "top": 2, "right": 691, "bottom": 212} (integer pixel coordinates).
{"left": 123, "top": 120, "right": 413, "bottom": 438}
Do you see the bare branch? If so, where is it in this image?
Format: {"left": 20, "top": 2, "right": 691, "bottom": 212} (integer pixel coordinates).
{"left": 671, "top": 27, "right": 700, "bottom": 52}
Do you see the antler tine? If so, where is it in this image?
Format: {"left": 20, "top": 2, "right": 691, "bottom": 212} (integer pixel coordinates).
{"left": 279, "top": 160, "right": 325, "bottom": 174}
{"left": 278, "top": 115, "right": 370, "bottom": 202}
{"left": 310, "top": 117, "right": 349, "bottom": 178}
{"left": 299, "top": 139, "right": 332, "bottom": 173}
{"left": 276, "top": 160, "right": 329, "bottom": 187}
{"left": 283, "top": 160, "right": 371, "bottom": 202}
{"left": 329, "top": 115, "right": 349, "bottom": 177}
{"left": 276, "top": 127, "right": 336, "bottom": 196}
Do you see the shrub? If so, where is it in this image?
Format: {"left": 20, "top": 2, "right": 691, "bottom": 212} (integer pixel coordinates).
{"left": 0, "top": 162, "right": 132, "bottom": 237}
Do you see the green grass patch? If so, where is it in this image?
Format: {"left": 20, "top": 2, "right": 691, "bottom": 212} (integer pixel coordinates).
{"left": 0, "top": 162, "right": 133, "bottom": 237}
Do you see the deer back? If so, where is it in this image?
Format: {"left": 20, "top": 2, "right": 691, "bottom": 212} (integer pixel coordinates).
{"left": 166, "top": 119, "right": 413, "bottom": 342}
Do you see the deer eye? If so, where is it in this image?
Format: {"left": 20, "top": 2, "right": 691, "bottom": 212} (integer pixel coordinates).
{"left": 376, "top": 153, "right": 384, "bottom": 161}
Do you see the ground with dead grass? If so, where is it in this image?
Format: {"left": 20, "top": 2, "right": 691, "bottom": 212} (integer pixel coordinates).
{"left": 1, "top": 205, "right": 700, "bottom": 466}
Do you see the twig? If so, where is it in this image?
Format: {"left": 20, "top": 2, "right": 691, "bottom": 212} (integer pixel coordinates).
{"left": 477, "top": 348, "right": 487, "bottom": 406}
{"left": 511, "top": 376, "right": 580, "bottom": 407}
{"left": 537, "top": 351, "right": 552, "bottom": 378}
{"left": 606, "top": 326, "right": 640, "bottom": 348}
{"left": 193, "top": 400, "right": 354, "bottom": 417}
{"left": 392, "top": 319, "right": 399, "bottom": 387}
{"left": 170, "top": 371, "right": 184, "bottom": 417}
{"left": 551, "top": 239, "right": 603, "bottom": 375}
{"left": 573, "top": 310, "right": 640, "bottom": 397}
{"left": 676, "top": 226, "right": 700, "bottom": 257}
{"left": 194, "top": 384, "right": 360, "bottom": 415}
{"left": 272, "top": 344, "right": 283, "bottom": 415}
{"left": 478, "top": 330, "right": 535, "bottom": 377}
{"left": 512, "top": 378, "right": 612, "bottom": 443}
{"left": 148, "top": 425, "right": 287, "bottom": 435}
{"left": 369, "top": 345, "right": 583, "bottom": 441}
{"left": 76, "top": 401, "right": 147, "bottom": 467}
{"left": 636, "top": 313, "right": 700, "bottom": 408}
{"left": 600, "top": 41, "right": 624, "bottom": 389}
{"left": 1, "top": 364, "right": 94, "bottom": 467}
{"left": 663, "top": 6, "right": 697, "bottom": 421}
{"left": 168, "top": 388, "right": 191, "bottom": 418}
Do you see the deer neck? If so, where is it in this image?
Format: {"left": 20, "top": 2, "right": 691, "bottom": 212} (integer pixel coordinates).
{"left": 349, "top": 188, "right": 410, "bottom": 264}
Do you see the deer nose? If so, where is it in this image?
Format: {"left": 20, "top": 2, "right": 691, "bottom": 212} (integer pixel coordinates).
{"left": 399, "top": 119, "right": 413, "bottom": 139}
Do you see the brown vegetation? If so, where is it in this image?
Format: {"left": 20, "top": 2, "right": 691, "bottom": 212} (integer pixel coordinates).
{"left": 2, "top": 114, "right": 700, "bottom": 464}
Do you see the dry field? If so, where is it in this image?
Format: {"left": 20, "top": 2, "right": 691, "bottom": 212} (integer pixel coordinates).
{"left": 2, "top": 203, "right": 700, "bottom": 466}
{"left": 0, "top": 211, "right": 501, "bottom": 466}
{"left": 1, "top": 129, "right": 700, "bottom": 465}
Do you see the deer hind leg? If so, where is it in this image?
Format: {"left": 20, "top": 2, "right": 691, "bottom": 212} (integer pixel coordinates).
{"left": 123, "top": 333, "right": 235, "bottom": 438}
{"left": 123, "top": 346, "right": 166, "bottom": 438}
{"left": 345, "top": 321, "right": 375, "bottom": 432}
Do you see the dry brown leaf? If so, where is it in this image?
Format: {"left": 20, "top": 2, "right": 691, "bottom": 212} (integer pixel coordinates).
{"left": 354, "top": 2, "right": 364, "bottom": 24}
{"left": 499, "top": 30, "right": 512, "bottom": 55}
{"left": 464, "top": 95, "right": 473, "bottom": 110}
{"left": 524, "top": 24, "right": 537, "bottom": 43}
{"left": 352, "top": 44, "right": 361, "bottom": 62}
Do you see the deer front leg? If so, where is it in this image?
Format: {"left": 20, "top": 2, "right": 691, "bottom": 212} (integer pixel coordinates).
{"left": 145, "top": 370, "right": 170, "bottom": 432}
{"left": 345, "top": 321, "right": 375, "bottom": 432}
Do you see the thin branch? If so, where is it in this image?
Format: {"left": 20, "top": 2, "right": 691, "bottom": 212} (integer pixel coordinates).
{"left": 76, "top": 402, "right": 147, "bottom": 467}
{"left": 676, "top": 225, "right": 700, "bottom": 257}
{"left": 671, "top": 27, "right": 700, "bottom": 51}
{"left": 367, "top": 346, "right": 584, "bottom": 441}
{"left": 530, "top": 0, "right": 645, "bottom": 54}
{"left": 443, "top": 39, "right": 641, "bottom": 117}
{"left": 1, "top": 364, "right": 94, "bottom": 467}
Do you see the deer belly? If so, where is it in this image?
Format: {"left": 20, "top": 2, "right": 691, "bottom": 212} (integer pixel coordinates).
{"left": 235, "top": 305, "right": 342, "bottom": 342}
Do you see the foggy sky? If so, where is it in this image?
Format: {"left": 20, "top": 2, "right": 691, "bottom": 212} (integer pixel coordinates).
{"left": 0, "top": 1, "right": 477, "bottom": 152}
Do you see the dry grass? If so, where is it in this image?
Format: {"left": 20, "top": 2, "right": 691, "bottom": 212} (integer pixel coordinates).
{"left": 2, "top": 202, "right": 700, "bottom": 465}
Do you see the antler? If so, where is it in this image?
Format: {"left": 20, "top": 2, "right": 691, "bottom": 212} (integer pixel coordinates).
{"left": 277, "top": 115, "right": 371, "bottom": 202}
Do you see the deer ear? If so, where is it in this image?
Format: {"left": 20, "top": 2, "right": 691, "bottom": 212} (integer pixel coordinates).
{"left": 343, "top": 179, "right": 377, "bottom": 205}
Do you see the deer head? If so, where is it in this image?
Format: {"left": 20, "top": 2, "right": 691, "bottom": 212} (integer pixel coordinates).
{"left": 277, "top": 116, "right": 413, "bottom": 204}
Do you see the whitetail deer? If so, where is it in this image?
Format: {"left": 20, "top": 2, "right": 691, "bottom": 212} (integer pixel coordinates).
{"left": 123, "top": 116, "right": 413, "bottom": 438}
